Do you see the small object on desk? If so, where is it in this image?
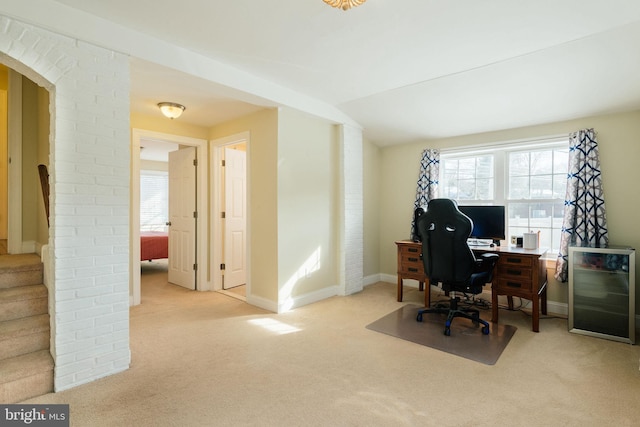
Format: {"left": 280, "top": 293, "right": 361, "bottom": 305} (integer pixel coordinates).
{"left": 523, "top": 232, "right": 538, "bottom": 250}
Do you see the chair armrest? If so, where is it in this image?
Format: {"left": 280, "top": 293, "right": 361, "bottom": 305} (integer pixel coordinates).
{"left": 474, "top": 253, "right": 499, "bottom": 272}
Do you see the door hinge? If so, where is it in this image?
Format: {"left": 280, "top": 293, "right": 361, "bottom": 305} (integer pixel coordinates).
{"left": 193, "top": 211, "right": 198, "bottom": 218}
{"left": 221, "top": 212, "right": 225, "bottom": 219}
{"left": 221, "top": 160, "right": 225, "bottom": 167}
{"left": 193, "top": 159, "right": 198, "bottom": 166}
{"left": 193, "top": 263, "right": 198, "bottom": 271}
{"left": 220, "top": 263, "right": 225, "bottom": 270}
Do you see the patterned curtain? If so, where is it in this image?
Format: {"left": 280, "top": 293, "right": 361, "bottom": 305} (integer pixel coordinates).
{"left": 555, "top": 129, "right": 608, "bottom": 282}
{"left": 411, "top": 149, "right": 439, "bottom": 240}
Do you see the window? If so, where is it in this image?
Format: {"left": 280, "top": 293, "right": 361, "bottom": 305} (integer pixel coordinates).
{"left": 441, "top": 155, "right": 494, "bottom": 200}
{"left": 440, "top": 139, "right": 568, "bottom": 255}
{"left": 140, "top": 170, "right": 169, "bottom": 232}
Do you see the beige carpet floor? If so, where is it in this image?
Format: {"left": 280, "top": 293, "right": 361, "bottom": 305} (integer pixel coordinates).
{"left": 24, "top": 270, "right": 640, "bottom": 427}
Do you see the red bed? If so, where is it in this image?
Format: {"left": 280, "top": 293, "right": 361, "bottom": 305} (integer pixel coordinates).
{"left": 140, "top": 231, "right": 168, "bottom": 261}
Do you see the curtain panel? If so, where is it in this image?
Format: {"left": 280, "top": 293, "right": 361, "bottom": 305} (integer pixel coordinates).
{"left": 411, "top": 149, "right": 440, "bottom": 240}
{"left": 555, "top": 128, "right": 609, "bottom": 282}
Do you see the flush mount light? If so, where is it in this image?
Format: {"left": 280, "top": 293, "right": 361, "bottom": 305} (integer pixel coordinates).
{"left": 323, "top": 0, "right": 367, "bottom": 10}
{"left": 157, "top": 102, "right": 186, "bottom": 119}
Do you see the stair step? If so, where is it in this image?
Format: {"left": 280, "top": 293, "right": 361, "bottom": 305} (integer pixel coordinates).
{"left": 0, "top": 350, "right": 54, "bottom": 403}
{"left": 0, "top": 254, "right": 43, "bottom": 289}
{"left": 0, "top": 314, "right": 50, "bottom": 360}
{"left": 0, "top": 285, "right": 48, "bottom": 322}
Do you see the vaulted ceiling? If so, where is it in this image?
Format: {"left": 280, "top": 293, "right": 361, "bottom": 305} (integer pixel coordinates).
{"left": 6, "top": 1, "right": 640, "bottom": 146}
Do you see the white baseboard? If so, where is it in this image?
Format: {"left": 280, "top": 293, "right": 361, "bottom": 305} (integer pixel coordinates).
{"left": 518, "top": 298, "right": 568, "bottom": 316}
{"left": 363, "top": 274, "right": 382, "bottom": 287}
{"left": 246, "top": 285, "right": 340, "bottom": 314}
{"left": 280, "top": 285, "right": 339, "bottom": 313}
{"left": 23, "top": 240, "right": 37, "bottom": 254}
{"left": 246, "top": 293, "right": 278, "bottom": 313}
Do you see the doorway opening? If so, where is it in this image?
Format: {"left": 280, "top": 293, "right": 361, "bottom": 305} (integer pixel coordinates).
{"left": 0, "top": 64, "right": 50, "bottom": 257}
{"left": 131, "top": 129, "right": 208, "bottom": 306}
{"left": 211, "top": 132, "right": 249, "bottom": 302}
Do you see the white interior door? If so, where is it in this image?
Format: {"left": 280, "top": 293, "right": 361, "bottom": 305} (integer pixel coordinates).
{"left": 168, "top": 147, "right": 197, "bottom": 289}
{"left": 223, "top": 147, "right": 247, "bottom": 289}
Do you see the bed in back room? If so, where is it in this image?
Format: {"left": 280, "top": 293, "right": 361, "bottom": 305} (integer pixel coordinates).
{"left": 140, "top": 231, "right": 168, "bottom": 261}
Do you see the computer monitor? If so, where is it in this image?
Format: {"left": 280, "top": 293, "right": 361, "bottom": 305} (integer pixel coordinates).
{"left": 457, "top": 205, "right": 506, "bottom": 246}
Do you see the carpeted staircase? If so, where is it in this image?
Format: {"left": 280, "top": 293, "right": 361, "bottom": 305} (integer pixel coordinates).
{"left": 0, "top": 254, "right": 54, "bottom": 403}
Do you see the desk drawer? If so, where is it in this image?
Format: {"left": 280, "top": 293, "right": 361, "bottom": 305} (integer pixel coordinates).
{"left": 496, "top": 277, "right": 533, "bottom": 292}
{"left": 500, "top": 255, "right": 533, "bottom": 268}
{"left": 498, "top": 264, "right": 532, "bottom": 281}
{"left": 399, "top": 245, "right": 421, "bottom": 258}
{"left": 399, "top": 256, "right": 424, "bottom": 275}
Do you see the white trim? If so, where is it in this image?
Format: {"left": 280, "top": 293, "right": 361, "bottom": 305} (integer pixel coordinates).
{"left": 379, "top": 273, "right": 397, "bottom": 285}
{"left": 130, "top": 129, "right": 208, "bottom": 305}
{"left": 7, "top": 70, "right": 22, "bottom": 254}
{"left": 21, "top": 240, "right": 36, "bottom": 253}
{"left": 277, "top": 285, "right": 339, "bottom": 314}
{"left": 210, "top": 131, "right": 251, "bottom": 296}
{"left": 439, "top": 138, "right": 569, "bottom": 254}
{"left": 246, "top": 293, "right": 277, "bottom": 313}
{"left": 363, "top": 274, "right": 382, "bottom": 287}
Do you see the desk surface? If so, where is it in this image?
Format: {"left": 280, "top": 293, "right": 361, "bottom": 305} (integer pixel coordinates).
{"left": 397, "top": 239, "right": 548, "bottom": 257}
{"left": 468, "top": 244, "right": 548, "bottom": 257}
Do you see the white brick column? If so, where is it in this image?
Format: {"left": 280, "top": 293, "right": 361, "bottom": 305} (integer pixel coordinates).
{"left": 1, "top": 15, "right": 131, "bottom": 391}
{"left": 338, "top": 124, "right": 364, "bottom": 296}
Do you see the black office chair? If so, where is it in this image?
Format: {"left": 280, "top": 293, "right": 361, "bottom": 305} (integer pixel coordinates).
{"left": 415, "top": 199, "right": 499, "bottom": 336}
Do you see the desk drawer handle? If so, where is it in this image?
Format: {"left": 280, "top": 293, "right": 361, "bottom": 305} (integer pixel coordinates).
{"left": 408, "top": 268, "right": 419, "bottom": 272}
{"left": 408, "top": 248, "right": 419, "bottom": 253}
{"left": 506, "top": 257, "right": 522, "bottom": 263}
{"left": 507, "top": 269, "right": 522, "bottom": 276}
{"left": 506, "top": 282, "right": 522, "bottom": 288}
{"left": 408, "top": 257, "right": 418, "bottom": 262}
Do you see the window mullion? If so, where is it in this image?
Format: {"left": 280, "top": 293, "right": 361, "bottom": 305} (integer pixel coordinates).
{"left": 494, "top": 151, "right": 506, "bottom": 205}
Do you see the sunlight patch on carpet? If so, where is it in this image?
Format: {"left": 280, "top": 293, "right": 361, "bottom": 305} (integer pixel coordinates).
{"left": 248, "top": 318, "right": 301, "bottom": 335}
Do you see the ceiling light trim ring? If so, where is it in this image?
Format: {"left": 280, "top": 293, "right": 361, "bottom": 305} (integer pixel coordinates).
{"left": 157, "top": 102, "right": 186, "bottom": 119}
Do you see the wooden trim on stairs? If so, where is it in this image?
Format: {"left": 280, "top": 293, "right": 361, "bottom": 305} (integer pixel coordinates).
{"left": 38, "top": 164, "right": 49, "bottom": 228}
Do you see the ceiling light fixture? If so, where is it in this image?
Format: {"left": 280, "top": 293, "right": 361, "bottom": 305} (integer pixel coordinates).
{"left": 157, "top": 102, "right": 186, "bottom": 119}
{"left": 323, "top": 0, "right": 367, "bottom": 11}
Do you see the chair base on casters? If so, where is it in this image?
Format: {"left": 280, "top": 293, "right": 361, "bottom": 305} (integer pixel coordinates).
{"left": 416, "top": 296, "right": 490, "bottom": 336}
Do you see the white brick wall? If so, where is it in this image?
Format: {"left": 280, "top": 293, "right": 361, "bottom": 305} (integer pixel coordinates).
{"left": 340, "top": 124, "right": 364, "bottom": 296}
{"left": 1, "top": 15, "right": 131, "bottom": 391}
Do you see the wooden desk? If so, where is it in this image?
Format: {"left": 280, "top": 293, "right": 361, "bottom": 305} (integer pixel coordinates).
{"left": 396, "top": 240, "right": 428, "bottom": 307}
{"left": 395, "top": 240, "right": 548, "bottom": 332}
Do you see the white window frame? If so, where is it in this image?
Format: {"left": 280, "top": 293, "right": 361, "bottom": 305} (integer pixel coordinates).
{"left": 439, "top": 136, "right": 568, "bottom": 260}
{"left": 140, "top": 169, "right": 169, "bottom": 232}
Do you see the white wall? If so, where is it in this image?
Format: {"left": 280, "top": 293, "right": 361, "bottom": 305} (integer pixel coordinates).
{"left": 0, "top": 14, "right": 131, "bottom": 391}
{"left": 276, "top": 108, "right": 339, "bottom": 311}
